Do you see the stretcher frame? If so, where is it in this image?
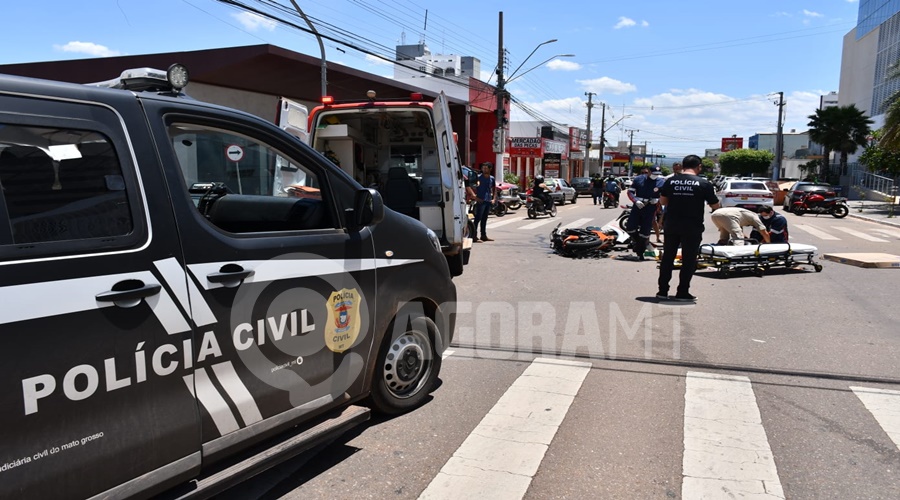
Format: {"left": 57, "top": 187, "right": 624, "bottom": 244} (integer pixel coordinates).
{"left": 697, "top": 240, "right": 823, "bottom": 277}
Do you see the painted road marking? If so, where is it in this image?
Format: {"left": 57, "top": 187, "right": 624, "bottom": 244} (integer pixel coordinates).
{"left": 419, "top": 358, "right": 591, "bottom": 500}
{"left": 683, "top": 372, "right": 784, "bottom": 499}
{"left": 833, "top": 226, "right": 889, "bottom": 242}
{"left": 441, "top": 349, "right": 455, "bottom": 360}
{"left": 793, "top": 224, "right": 840, "bottom": 240}
{"left": 486, "top": 218, "right": 527, "bottom": 229}
{"left": 870, "top": 228, "right": 900, "bottom": 239}
{"left": 559, "top": 217, "right": 595, "bottom": 229}
{"left": 520, "top": 218, "right": 559, "bottom": 230}
{"left": 851, "top": 386, "right": 900, "bottom": 450}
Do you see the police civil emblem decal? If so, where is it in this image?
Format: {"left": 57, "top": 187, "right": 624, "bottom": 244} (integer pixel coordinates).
{"left": 325, "top": 288, "right": 361, "bottom": 353}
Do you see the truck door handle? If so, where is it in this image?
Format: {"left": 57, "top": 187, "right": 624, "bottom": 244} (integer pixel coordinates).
{"left": 96, "top": 279, "right": 161, "bottom": 308}
{"left": 207, "top": 264, "right": 253, "bottom": 288}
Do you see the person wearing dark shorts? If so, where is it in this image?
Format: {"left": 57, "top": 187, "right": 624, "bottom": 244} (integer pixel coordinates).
{"left": 657, "top": 155, "right": 720, "bottom": 302}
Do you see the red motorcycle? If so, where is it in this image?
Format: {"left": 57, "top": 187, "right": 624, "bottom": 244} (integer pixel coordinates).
{"left": 791, "top": 192, "right": 849, "bottom": 218}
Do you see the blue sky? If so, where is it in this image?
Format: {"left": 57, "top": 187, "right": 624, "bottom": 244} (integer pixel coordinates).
{"left": 1, "top": 0, "right": 861, "bottom": 159}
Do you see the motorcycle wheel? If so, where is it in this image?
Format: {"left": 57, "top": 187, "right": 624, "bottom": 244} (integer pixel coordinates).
{"left": 527, "top": 207, "right": 536, "bottom": 219}
{"left": 618, "top": 216, "right": 628, "bottom": 231}
{"left": 549, "top": 204, "right": 558, "bottom": 217}
{"left": 831, "top": 204, "right": 849, "bottom": 218}
{"left": 508, "top": 201, "right": 522, "bottom": 210}
{"left": 565, "top": 235, "right": 602, "bottom": 250}
{"left": 496, "top": 204, "right": 507, "bottom": 217}
{"left": 793, "top": 207, "right": 806, "bottom": 216}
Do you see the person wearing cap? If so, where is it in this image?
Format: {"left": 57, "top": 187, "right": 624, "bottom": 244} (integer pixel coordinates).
{"left": 625, "top": 165, "right": 666, "bottom": 259}
{"left": 752, "top": 205, "right": 789, "bottom": 243}
{"left": 472, "top": 162, "right": 497, "bottom": 242}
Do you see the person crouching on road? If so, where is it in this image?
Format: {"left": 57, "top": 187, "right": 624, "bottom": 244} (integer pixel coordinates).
{"left": 753, "top": 205, "right": 789, "bottom": 243}
{"left": 473, "top": 162, "right": 497, "bottom": 242}
{"left": 710, "top": 206, "right": 770, "bottom": 245}
{"left": 625, "top": 165, "right": 665, "bottom": 259}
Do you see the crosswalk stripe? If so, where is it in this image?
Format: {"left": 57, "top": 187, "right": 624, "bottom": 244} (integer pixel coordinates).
{"left": 851, "top": 387, "right": 900, "bottom": 451}
{"left": 519, "top": 218, "right": 559, "bottom": 230}
{"left": 793, "top": 224, "right": 841, "bottom": 240}
{"left": 871, "top": 228, "right": 900, "bottom": 239}
{"left": 682, "top": 372, "right": 783, "bottom": 499}
{"left": 559, "top": 217, "right": 594, "bottom": 229}
{"left": 441, "top": 349, "right": 455, "bottom": 360}
{"left": 833, "top": 226, "right": 889, "bottom": 242}
{"left": 419, "top": 358, "right": 591, "bottom": 500}
{"left": 485, "top": 218, "right": 526, "bottom": 229}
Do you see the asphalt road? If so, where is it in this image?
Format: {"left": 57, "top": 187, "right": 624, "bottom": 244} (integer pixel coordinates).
{"left": 224, "top": 200, "right": 900, "bottom": 500}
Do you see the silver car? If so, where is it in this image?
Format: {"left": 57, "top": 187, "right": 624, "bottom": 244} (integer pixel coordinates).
{"left": 545, "top": 178, "right": 577, "bottom": 204}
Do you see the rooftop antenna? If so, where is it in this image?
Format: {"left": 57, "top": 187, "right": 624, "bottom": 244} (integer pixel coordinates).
{"left": 401, "top": 31, "right": 406, "bottom": 45}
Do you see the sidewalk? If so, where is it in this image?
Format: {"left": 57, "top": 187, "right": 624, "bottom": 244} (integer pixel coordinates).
{"left": 846, "top": 200, "right": 900, "bottom": 228}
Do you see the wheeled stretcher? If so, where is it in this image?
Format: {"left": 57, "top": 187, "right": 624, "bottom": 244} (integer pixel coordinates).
{"left": 697, "top": 242, "right": 823, "bottom": 277}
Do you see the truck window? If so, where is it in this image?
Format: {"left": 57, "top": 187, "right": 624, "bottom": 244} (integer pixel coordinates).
{"left": 0, "top": 125, "right": 133, "bottom": 246}
{"left": 167, "top": 123, "right": 333, "bottom": 233}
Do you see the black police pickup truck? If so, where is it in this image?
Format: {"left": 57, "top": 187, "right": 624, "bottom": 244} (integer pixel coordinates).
{"left": 0, "top": 66, "right": 455, "bottom": 499}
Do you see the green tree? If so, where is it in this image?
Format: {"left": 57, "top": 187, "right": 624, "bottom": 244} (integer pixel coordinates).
{"left": 717, "top": 149, "right": 774, "bottom": 176}
{"left": 807, "top": 105, "right": 873, "bottom": 175}
{"left": 859, "top": 130, "right": 900, "bottom": 176}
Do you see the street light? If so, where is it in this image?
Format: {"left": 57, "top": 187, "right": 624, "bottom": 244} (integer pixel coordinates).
{"left": 506, "top": 54, "right": 575, "bottom": 84}
{"left": 507, "top": 39, "right": 557, "bottom": 82}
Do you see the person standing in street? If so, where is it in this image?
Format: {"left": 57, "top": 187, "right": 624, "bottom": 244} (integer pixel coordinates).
{"left": 625, "top": 165, "right": 665, "bottom": 259}
{"left": 473, "top": 162, "right": 497, "bottom": 242}
{"left": 710, "top": 207, "right": 770, "bottom": 245}
{"left": 591, "top": 173, "right": 605, "bottom": 205}
{"left": 657, "top": 155, "right": 720, "bottom": 302}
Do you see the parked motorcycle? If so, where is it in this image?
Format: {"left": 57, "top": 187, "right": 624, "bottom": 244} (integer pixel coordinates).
{"left": 526, "top": 189, "right": 557, "bottom": 218}
{"left": 791, "top": 192, "right": 849, "bottom": 218}
{"left": 490, "top": 199, "right": 508, "bottom": 217}
{"left": 502, "top": 194, "right": 522, "bottom": 211}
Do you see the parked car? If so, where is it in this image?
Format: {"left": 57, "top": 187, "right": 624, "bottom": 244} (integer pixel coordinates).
{"left": 782, "top": 181, "right": 835, "bottom": 212}
{"left": 545, "top": 178, "right": 577, "bottom": 204}
{"left": 716, "top": 179, "right": 774, "bottom": 210}
{"left": 570, "top": 176, "right": 594, "bottom": 197}
{"left": 616, "top": 176, "right": 633, "bottom": 188}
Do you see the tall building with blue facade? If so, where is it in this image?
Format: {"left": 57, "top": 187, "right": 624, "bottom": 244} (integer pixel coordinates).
{"left": 840, "top": 0, "right": 900, "bottom": 120}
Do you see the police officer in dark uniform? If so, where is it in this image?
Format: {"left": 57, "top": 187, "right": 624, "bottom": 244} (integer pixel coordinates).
{"left": 625, "top": 165, "right": 665, "bottom": 259}
{"left": 657, "top": 155, "right": 720, "bottom": 302}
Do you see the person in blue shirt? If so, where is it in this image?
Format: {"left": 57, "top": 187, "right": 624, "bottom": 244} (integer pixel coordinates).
{"left": 473, "top": 162, "right": 497, "bottom": 242}
{"left": 753, "top": 205, "right": 789, "bottom": 243}
{"left": 604, "top": 174, "right": 622, "bottom": 205}
{"left": 625, "top": 165, "right": 665, "bottom": 259}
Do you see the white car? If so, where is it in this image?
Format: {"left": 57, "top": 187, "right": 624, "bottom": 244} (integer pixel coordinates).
{"left": 716, "top": 180, "right": 774, "bottom": 210}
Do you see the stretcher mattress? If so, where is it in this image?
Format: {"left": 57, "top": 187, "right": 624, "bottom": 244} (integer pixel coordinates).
{"left": 699, "top": 243, "right": 817, "bottom": 259}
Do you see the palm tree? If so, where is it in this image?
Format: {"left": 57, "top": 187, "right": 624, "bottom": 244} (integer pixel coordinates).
{"left": 807, "top": 104, "right": 873, "bottom": 177}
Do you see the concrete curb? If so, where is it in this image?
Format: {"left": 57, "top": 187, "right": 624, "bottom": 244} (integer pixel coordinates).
{"left": 847, "top": 212, "right": 900, "bottom": 228}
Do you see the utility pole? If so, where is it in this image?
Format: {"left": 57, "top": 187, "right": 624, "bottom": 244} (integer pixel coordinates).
{"left": 598, "top": 103, "right": 606, "bottom": 174}
{"left": 774, "top": 91, "right": 785, "bottom": 181}
{"left": 643, "top": 140, "right": 648, "bottom": 165}
{"left": 290, "top": 0, "right": 326, "bottom": 97}
{"left": 584, "top": 92, "right": 595, "bottom": 175}
{"left": 627, "top": 129, "right": 639, "bottom": 177}
{"left": 494, "top": 12, "right": 506, "bottom": 181}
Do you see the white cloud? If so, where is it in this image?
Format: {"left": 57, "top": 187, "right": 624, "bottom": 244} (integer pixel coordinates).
{"left": 577, "top": 76, "right": 637, "bottom": 95}
{"left": 641, "top": 20, "right": 649, "bottom": 27}
{"left": 802, "top": 9, "right": 823, "bottom": 18}
{"left": 53, "top": 42, "right": 121, "bottom": 57}
{"left": 614, "top": 17, "right": 636, "bottom": 29}
{"left": 232, "top": 12, "right": 277, "bottom": 31}
{"left": 365, "top": 54, "right": 392, "bottom": 66}
{"left": 772, "top": 11, "right": 791, "bottom": 17}
{"left": 547, "top": 59, "right": 581, "bottom": 71}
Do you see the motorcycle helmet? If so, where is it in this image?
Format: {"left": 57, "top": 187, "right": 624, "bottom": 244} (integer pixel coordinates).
{"left": 535, "top": 175, "right": 544, "bottom": 182}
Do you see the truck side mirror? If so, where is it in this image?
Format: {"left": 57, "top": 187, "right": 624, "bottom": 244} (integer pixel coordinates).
{"left": 347, "top": 188, "right": 384, "bottom": 230}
